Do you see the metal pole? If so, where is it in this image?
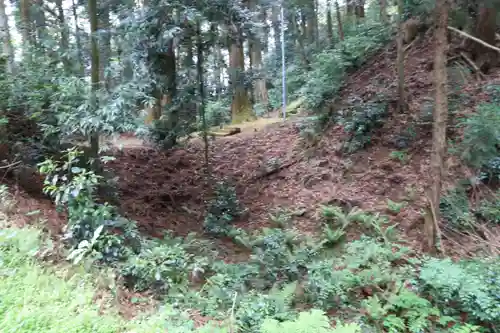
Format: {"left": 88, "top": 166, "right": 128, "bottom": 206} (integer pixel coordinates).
{"left": 281, "top": 5, "right": 286, "bottom": 120}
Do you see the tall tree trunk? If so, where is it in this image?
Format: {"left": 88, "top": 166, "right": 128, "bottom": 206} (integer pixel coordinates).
{"left": 271, "top": 5, "right": 281, "bottom": 57}
{"left": 230, "top": 29, "right": 253, "bottom": 124}
{"left": 19, "top": 0, "right": 33, "bottom": 49}
{"left": 72, "top": 0, "right": 84, "bottom": 76}
{"left": 0, "top": 0, "right": 14, "bottom": 73}
{"left": 261, "top": 7, "right": 269, "bottom": 53}
{"left": 468, "top": 3, "right": 497, "bottom": 72}
{"left": 430, "top": 0, "right": 450, "bottom": 253}
{"left": 305, "top": 0, "right": 316, "bottom": 44}
{"left": 396, "top": 0, "right": 406, "bottom": 112}
{"left": 326, "top": 0, "right": 334, "bottom": 44}
{"left": 291, "top": 10, "right": 310, "bottom": 68}
{"left": 55, "top": 0, "right": 70, "bottom": 71}
{"left": 197, "top": 19, "right": 210, "bottom": 181}
{"left": 379, "top": 0, "right": 388, "bottom": 23}
{"left": 335, "top": 1, "right": 344, "bottom": 41}
{"left": 355, "top": 0, "right": 365, "bottom": 18}
{"left": 211, "top": 23, "right": 222, "bottom": 97}
{"left": 34, "top": 0, "right": 47, "bottom": 46}
{"left": 249, "top": 0, "right": 269, "bottom": 109}
{"left": 88, "top": 0, "right": 100, "bottom": 165}
{"left": 98, "top": 4, "right": 111, "bottom": 90}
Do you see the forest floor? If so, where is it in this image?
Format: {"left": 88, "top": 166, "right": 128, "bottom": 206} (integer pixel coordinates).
{"left": 101, "top": 36, "right": 500, "bottom": 259}
{"left": 5, "top": 35, "right": 499, "bottom": 262}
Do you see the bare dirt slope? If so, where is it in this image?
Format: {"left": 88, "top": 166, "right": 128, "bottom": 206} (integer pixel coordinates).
{"left": 106, "top": 37, "right": 498, "bottom": 254}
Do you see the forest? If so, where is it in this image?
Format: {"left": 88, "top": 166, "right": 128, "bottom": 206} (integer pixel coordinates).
{"left": 0, "top": 0, "right": 499, "bottom": 331}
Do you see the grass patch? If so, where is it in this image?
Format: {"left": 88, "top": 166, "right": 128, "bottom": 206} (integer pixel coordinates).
{"left": 0, "top": 227, "right": 224, "bottom": 333}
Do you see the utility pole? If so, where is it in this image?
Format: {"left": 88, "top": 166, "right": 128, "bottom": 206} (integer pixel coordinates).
{"left": 281, "top": 5, "right": 286, "bottom": 120}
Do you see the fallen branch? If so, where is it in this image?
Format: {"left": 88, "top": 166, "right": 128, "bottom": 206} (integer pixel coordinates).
{"left": 0, "top": 160, "right": 21, "bottom": 169}
{"left": 448, "top": 26, "right": 500, "bottom": 53}
{"left": 404, "top": 35, "right": 420, "bottom": 53}
{"left": 254, "top": 158, "right": 303, "bottom": 180}
{"left": 459, "top": 51, "right": 486, "bottom": 79}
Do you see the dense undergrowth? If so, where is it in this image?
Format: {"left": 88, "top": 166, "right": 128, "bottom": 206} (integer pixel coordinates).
{"left": 1, "top": 3, "right": 499, "bottom": 332}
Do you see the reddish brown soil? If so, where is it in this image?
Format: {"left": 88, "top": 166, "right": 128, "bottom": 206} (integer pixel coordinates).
{"left": 106, "top": 38, "right": 438, "bottom": 250}
{"left": 106, "top": 36, "right": 500, "bottom": 257}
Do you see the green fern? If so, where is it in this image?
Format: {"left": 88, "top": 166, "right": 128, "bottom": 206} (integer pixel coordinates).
{"left": 261, "top": 309, "right": 361, "bottom": 333}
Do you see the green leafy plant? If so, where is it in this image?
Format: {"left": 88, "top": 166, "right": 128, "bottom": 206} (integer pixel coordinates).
{"left": 362, "top": 287, "right": 452, "bottom": 332}
{"left": 261, "top": 309, "right": 361, "bottom": 333}
{"left": 340, "top": 100, "right": 389, "bottom": 154}
{"left": 459, "top": 103, "right": 500, "bottom": 170}
{"left": 204, "top": 181, "right": 246, "bottom": 236}
{"left": 387, "top": 199, "right": 407, "bottom": 214}
{"left": 419, "top": 257, "right": 500, "bottom": 326}
{"left": 439, "top": 187, "right": 474, "bottom": 230}
{"left": 389, "top": 150, "right": 409, "bottom": 164}
{"left": 38, "top": 148, "right": 140, "bottom": 263}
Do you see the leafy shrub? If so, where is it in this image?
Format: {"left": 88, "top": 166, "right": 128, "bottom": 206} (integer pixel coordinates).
{"left": 300, "top": 22, "right": 391, "bottom": 111}
{"left": 459, "top": 103, "right": 500, "bottom": 170}
{"left": 38, "top": 148, "right": 140, "bottom": 263}
{"left": 419, "top": 257, "right": 500, "bottom": 325}
{"left": 362, "top": 288, "right": 452, "bottom": 333}
{"left": 339, "top": 100, "right": 389, "bottom": 153}
{"left": 204, "top": 181, "right": 245, "bottom": 236}
{"left": 439, "top": 187, "right": 474, "bottom": 230}
{"left": 305, "top": 238, "right": 412, "bottom": 310}
{"left": 475, "top": 192, "right": 500, "bottom": 224}
{"left": 121, "top": 233, "right": 208, "bottom": 294}
{"left": 261, "top": 309, "right": 361, "bottom": 333}
{"left": 235, "top": 283, "right": 297, "bottom": 332}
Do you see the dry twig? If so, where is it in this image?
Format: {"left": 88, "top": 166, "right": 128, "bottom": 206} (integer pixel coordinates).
{"left": 448, "top": 26, "right": 500, "bottom": 53}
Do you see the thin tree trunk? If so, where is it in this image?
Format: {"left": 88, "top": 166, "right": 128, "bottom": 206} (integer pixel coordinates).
{"left": 326, "top": 0, "right": 334, "bottom": 44}
{"left": 430, "top": 0, "right": 450, "bottom": 253}
{"left": 34, "top": 0, "right": 47, "bottom": 46}
{"left": 72, "top": 0, "right": 84, "bottom": 75}
{"left": 468, "top": 3, "right": 497, "bottom": 71}
{"left": 98, "top": 4, "right": 111, "bottom": 90}
{"left": 19, "top": 0, "right": 32, "bottom": 49}
{"left": 88, "top": 0, "right": 100, "bottom": 165}
{"left": 379, "top": 0, "right": 388, "bottom": 23}
{"left": 0, "top": 0, "right": 14, "bottom": 73}
{"left": 271, "top": 5, "right": 281, "bottom": 56}
{"left": 197, "top": 20, "right": 211, "bottom": 182}
{"left": 396, "top": 0, "right": 406, "bottom": 113}
{"left": 55, "top": 0, "right": 70, "bottom": 71}
{"left": 335, "top": 1, "right": 344, "bottom": 41}
{"left": 249, "top": 0, "right": 269, "bottom": 109}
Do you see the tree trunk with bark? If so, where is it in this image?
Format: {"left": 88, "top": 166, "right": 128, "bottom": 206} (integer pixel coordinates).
{"left": 396, "top": 0, "right": 406, "bottom": 113}
{"left": 379, "top": 0, "right": 388, "bottom": 23}
{"left": 230, "top": 28, "right": 253, "bottom": 124}
{"left": 98, "top": 4, "right": 111, "bottom": 90}
{"left": 249, "top": 0, "right": 270, "bottom": 109}
{"left": 326, "top": 0, "right": 334, "bottom": 44}
{"left": 335, "top": 1, "right": 344, "bottom": 41}
{"left": 55, "top": 0, "right": 71, "bottom": 72}
{"left": 271, "top": 5, "right": 281, "bottom": 57}
{"left": 0, "top": 0, "right": 14, "bottom": 73}
{"left": 72, "top": 0, "right": 84, "bottom": 76}
{"left": 468, "top": 3, "right": 497, "bottom": 72}
{"left": 19, "top": 0, "right": 33, "bottom": 48}
{"left": 88, "top": 0, "right": 100, "bottom": 166}
{"left": 429, "top": 0, "right": 450, "bottom": 253}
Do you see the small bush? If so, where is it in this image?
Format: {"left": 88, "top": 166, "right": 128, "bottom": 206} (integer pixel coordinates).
{"left": 339, "top": 101, "right": 389, "bottom": 154}
{"left": 204, "top": 181, "right": 245, "bottom": 236}
{"left": 419, "top": 257, "right": 500, "bottom": 326}
{"left": 459, "top": 103, "right": 500, "bottom": 170}
{"left": 439, "top": 187, "right": 474, "bottom": 230}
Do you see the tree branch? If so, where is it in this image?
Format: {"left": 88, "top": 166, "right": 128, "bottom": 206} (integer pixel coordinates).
{"left": 448, "top": 26, "right": 500, "bottom": 53}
